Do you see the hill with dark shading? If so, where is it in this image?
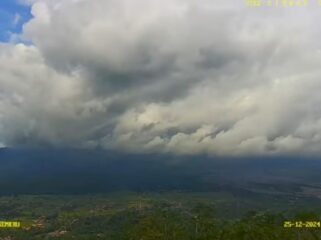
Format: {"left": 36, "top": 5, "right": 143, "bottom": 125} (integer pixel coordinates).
{"left": 0, "top": 148, "right": 321, "bottom": 195}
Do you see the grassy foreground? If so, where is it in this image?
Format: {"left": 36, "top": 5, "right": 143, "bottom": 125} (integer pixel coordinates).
{"left": 0, "top": 193, "right": 320, "bottom": 239}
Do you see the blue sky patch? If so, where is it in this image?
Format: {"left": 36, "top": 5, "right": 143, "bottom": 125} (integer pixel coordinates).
{"left": 0, "top": 0, "right": 32, "bottom": 42}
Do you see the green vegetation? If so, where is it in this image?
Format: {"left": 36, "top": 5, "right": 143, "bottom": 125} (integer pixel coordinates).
{"left": 0, "top": 193, "right": 321, "bottom": 239}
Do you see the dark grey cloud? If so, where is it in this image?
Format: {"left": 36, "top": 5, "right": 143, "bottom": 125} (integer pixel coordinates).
{"left": 1, "top": 0, "right": 321, "bottom": 155}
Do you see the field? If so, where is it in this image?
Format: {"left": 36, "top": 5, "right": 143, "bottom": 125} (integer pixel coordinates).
{"left": 0, "top": 191, "right": 321, "bottom": 240}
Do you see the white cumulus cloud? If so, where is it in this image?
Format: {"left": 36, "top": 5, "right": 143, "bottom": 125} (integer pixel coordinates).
{"left": 1, "top": 0, "right": 321, "bottom": 156}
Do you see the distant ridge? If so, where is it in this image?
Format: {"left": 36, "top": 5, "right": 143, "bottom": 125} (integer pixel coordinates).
{"left": 0, "top": 148, "right": 320, "bottom": 195}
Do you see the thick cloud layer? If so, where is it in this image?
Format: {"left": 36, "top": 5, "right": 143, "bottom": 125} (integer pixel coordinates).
{"left": 1, "top": 0, "right": 321, "bottom": 155}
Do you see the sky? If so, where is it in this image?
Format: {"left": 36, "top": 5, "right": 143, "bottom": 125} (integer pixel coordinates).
{"left": 0, "top": 0, "right": 31, "bottom": 42}
{"left": 1, "top": 0, "right": 321, "bottom": 156}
